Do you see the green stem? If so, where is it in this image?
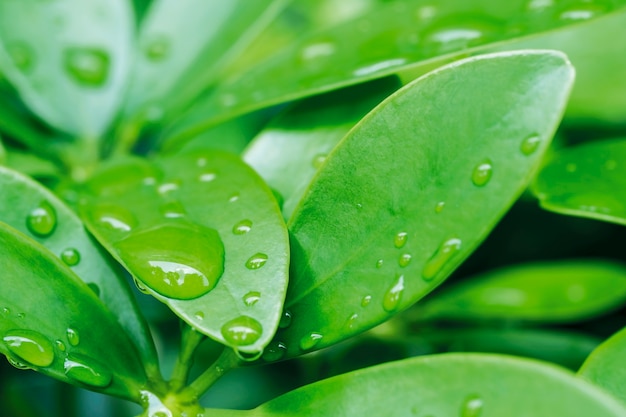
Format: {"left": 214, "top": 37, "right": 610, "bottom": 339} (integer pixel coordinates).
{"left": 169, "top": 324, "right": 206, "bottom": 392}
{"left": 178, "top": 347, "right": 239, "bottom": 402}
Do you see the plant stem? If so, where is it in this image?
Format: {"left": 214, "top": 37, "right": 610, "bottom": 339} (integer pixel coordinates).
{"left": 178, "top": 347, "right": 239, "bottom": 402}
{"left": 169, "top": 324, "right": 206, "bottom": 392}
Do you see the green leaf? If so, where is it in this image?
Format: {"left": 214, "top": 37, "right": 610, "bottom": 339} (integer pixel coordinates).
{"left": 245, "top": 354, "right": 626, "bottom": 417}
{"left": 0, "top": 222, "right": 147, "bottom": 401}
{"left": 265, "top": 50, "right": 574, "bottom": 360}
{"left": 164, "top": 0, "right": 618, "bottom": 144}
{"left": 0, "top": 166, "right": 160, "bottom": 378}
{"left": 579, "top": 326, "right": 626, "bottom": 405}
{"left": 416, "top": 260, "right": 626, "bottom": 323}
{"left": 243, "top": 77, "right": 402, "bottom": 219}
{"left": 0, "top": 0, "right": 133, "bottom": 138}
{"left": 532, "top": 138, "right": 626, "bottom": 225}
{"left": 78, "top": 151, "right": 289, "bottom": 355}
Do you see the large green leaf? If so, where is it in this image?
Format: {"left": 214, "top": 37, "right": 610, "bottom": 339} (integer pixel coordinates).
{"left": 207, "top": 354, "right": 626, "bottom": 417}
{"left": 263, "top": 50, "right": 574, "bottom": 361}
{"left": 0, "top": 166, "right": 159, "bottom": 378}
{"left": 163, "top": 0, "right": 619, "bottom": 145}
{"left": 0, "top": 222, "right": 147, "bottom": 401}
{"left": 0, "top": 0, "right": 133, "bottom": 138}
{"left": 416, "top": 260, "right": 626, "bottom": 323}
{"left": 243, "top": 77, "right": 402, "bottom": 219}
{"left": 532, "top": 138, "right": 626, "bottom": 225}
{"left": 579, "top": 326, "right": 626, "bottom": 405}
{"left": 78, "top": 151, "right": 289, "bottom": 355}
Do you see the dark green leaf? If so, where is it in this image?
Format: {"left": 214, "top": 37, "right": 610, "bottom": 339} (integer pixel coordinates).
{"left": 0, "top": 166, "right": 159, "bottom": 378}
{"left": 0, "top": 222, "right": 147, "bottom": 401}
{"left": 0, "top": 0, "right": 133, "bottom": 138}
{"left": 78, "top": 151, "right": 289, "bottom": 355}
{"left": 416, "top": 260, "right": 626, "bottom": 323}
{"left": 243, "top": 77, "right": 402, "bottom": 219}
{"left": 533, "top": 138, "right": 626, "bottom": 225}
{"left": 267, "top": 50, "right": 574, "bottom": 360}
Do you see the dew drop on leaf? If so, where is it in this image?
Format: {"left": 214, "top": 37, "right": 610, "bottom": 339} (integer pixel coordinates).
{"left": 243, "top": 291, "right": 261, "bottom": 307}
{"left": 520, "top": 134, "right": 541, "bottom": 156}
{"left": 159, "top": 200, "right": 186, "bottom": 218}
{"left": 3, "top": 330, "right": 54, "bottom": 367}
{"left": 198, "top": 172, "right": 217, "bottom": 182}
{"left": 383, "top": 274, "right": 405, "bottom": 312}
{"left": 194, "top": 311, "right": 205, "bottom": 321}
{"left": 60, "top": 248, "right": 80, "bottom": 266}
{"left": 7, "top": 42, "right": 34, "bottom": 72}
{"left": 64, "top": 354, "right": 112, "bottom": 387}
{"left": 232, "top": 219, "right": 252, "bottom": 235}
{"left": 299, "top": 332, "right": 323, "bottom": 351}
{"left": 262, "top": 341, "right": 287, "bottom": 362}
{"left": 435, "top": 201, "right": 446, "bottom": 213}
{"left": 220, "top": 315, "right": 263, "bottom": 347}
{"left": 63, "top": 47, "right": 110, "bottom": 87}
{"left": 398, "top": 253, "right": 412, "bottom": 267}
{"left": 115, "top": 223, "right": 225, "bottom": 300}
{"left": 245, "top": 253, "right": 268, "bottom": 270}
{"left": 278, "top": 310, "right": 292, "bottom": 329}
{"left": 66, "top": 328, "right": 80, "bottom": 346}
{"left": 558, "top": 2, "right": 609, "bottom": 21}
{"left": 158, "top": 181, "right": 180, "bottom": 195}
{"left": 55, "top": 340, "right": 66, "bottom": 352}
{"left": 422, "top": 238, "right": 462, "bottom": 281}
{"left": 7, "top": 356, "right": 31, "bottom": 370}
{"left": 235, "top": 349, "right": 263, "bottom": 362}
{"left": 361, "top": 295, "right": 372, "bottom": 307}
{"left": 26, "top": 200, "right": 57, "bottom": 237}
{"left": 376, "top": 259, "right": 384, "bottom": 268}
{"left": 311, "top": 154, "right": 327, "bottom": 169}
{"left": 133, "top": 277, "right": 149, "bottom": 294}
{"left": 344, "top": 313, "right": 359, "bottom": 330}
{"left": 461, "top": 394, "right": 484, "bottom": 417}
{"left": 471, "top": 159, "right": 493, "bottom": 186}
{"left": 91, "top": 204, "right": 137, "bottom": 233}
{"left": 394, "top": 232, "right": 408, "bottom": 249}
{"left": 421, "top": 16, "right": 502, "bottom": 55}
{"left": 1, "top": 307, "right": 9, "bottom": 316}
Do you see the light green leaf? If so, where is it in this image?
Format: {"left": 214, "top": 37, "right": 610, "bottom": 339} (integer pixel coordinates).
{"left": 0, "top": 222, "right": 147, "bottom": 401}
{"left": 0, "top": 0, "right": 133, "bottom": 138}
{"left": 532, "top": 138, "right": 626, "bottom": 225}
{"left": 164, "top": 0, "right": 617, "bottom": 145}
{"left": 243, "top": 77, "right": 401, "bottom": 219}
{"left": 0, "top": 166, "right": 159, "bottom": 378}
{"left": 579, "top": 326, "right": 626, "bottom": 405}
{"left": 416, "top": 260, "right": 626, "bottom": 323}
{"left": 236, "top": 354, "right": 626, "bottom": 417}
{"left": 78, "top": 151, "right": 289, "bottom": 355}
{"left": 265, "top": 50, "right": 574, "bottom": 360}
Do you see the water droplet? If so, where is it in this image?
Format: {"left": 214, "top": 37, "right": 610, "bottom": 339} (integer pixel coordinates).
{"left": 144, "top": 36, "right": 169, "bottom": 61}
{"left": 7, "top": 42, "right": 34, "bottom": 72}
{"left": 228, "top": 193, "right": 240, "bottom": 203}
{"left": 422, "top": 17, "right": 502, "bottom": 56}
{"left": 399, "top": 253, "right": 412, "bottom": 267}
{"left": 300, "top": 332, "right": 323, "bottom": 351}
{"left": 520, "top": 134, "right": 541, "bottom": 156}
{"left": 7, "top": 356, "right": 30, "bottom": 370}
{"left": 361, "top": 295, "right": 372, "bottom": 307}
{"left": 422, "top": 238, "right": 462, "bottom": 281}
{"left": 345, "top": 313, "right": 359, "bottom": 330}
{"left": 55, "top": 340, "right": 66, "bottom": 352}
{"left": 64, "top": 354, "right": 112, "bottom": 387}
{"left": 461, "top": 394, "right": 484, "bottom": 417}
{"left": 233, "top": 219, "right": 252, "bottom": 235}
{"left": 243, "top": 291, "right": 261, "bottom": 307}
{"left": 526, "top": 0, "right": 555, "bottom": 11}
{"left": 199, "top": 172, "right": 217, "bottom": 182}
{"left": 435, "top": 201, "right": 446, "bottom": 213}
{"left": 61, "top": 248, "right": 80, "bottom": 266}
{"left": 160, "top": 200, "right": 186, "bottom": 218}
{"left": 220, "top": 316, "right": 263, "bottom": 347}
{"left": 353, "top": 58, "right": 408, "bottom": 77}
{"left": 63, "top": 47, "right": 110, "bottom": 87}
{"left": 2, "top": 307, "right": 9, "bottom": 315}
{"left": 262, "top": 341, "right": 287, "bottom": 362}
{"left": 394, "top": 232, "right": 408, "bottom": 248}
{"left": 91, "top": 204, "right": 137, "bottom": 233}
{"left": 194, "top": 311, "right": 205, "bottom": 321}
{"left": 3, "top": 330, "right": 54, "bottom": 367}
{"left": 558, "top": 2, "right": 609, "bottom": 21}
{"left": 16, "top": 313, "right": 24, "bottom": 319}
{"left": 245, "top": 253, "right": 268, "bottom": 270}
{"left": 133, "top": 277, "right": 149, "bottom": 294}
{"left": 383, "top": 275, "right": 405, "bottom": 312}
{"left": 158, "top": 181, "right": 180, "bottom": 195}
{"left": 471, "top": 160, "right": 493, "bottom": 187}
{"left": 279, "top": 310, "right": 292, "bottom": 328}
{"left": 301, "top": 41, "right": 336, "bottom": 61}
{"left": 26, "top": 200, "right": 57, "bottom": 237}
{"left": 66, "top": 328, "right": 80, "bottom": 346}
{"left": 312, "top": 154, "right": 327, "bottom": 169}
{"left": 115, "top": 223, "right": 224, "bottom": 300}
{"left": 235, "top": 349, "right": 263, "bottom": 362}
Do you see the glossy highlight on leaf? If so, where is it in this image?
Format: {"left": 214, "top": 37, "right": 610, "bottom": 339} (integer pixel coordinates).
{"left": 270, "top": 50, "right": 574, "bottom": 359}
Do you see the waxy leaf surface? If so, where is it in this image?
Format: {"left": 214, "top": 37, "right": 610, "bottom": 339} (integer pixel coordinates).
{"left": 0, "top": 166, "right": 159, "bottom": 377}
{"left": 79, "top": 151, "right": 289, "bottom": 355}
{"left": 0, "top": 0, "right": 133, "bottom": 137}
{"left": 418, "top": 260, "right": 626, "bottom": 323}
{"left": 0, "top": 223, "right": 147, "bottom": 401}
{"left": 267, "top": 51, "right": 574, "bottom": 360}
{"left": 533, "top": 138, "right": 626, "bottom": 225}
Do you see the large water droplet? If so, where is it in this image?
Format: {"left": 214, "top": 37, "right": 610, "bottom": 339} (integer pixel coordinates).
{"left": 461, "top": 394, "right": 484, "bottom": 417}
{"left": 471, "top": 160, "right": 493, "bottom": 187}
{"left": 394, "top": 232, "right": 408, "bottom": 248}
{"left": 245, "top": 253, "right": 268, "bottom": 270}
{"left": 299, "top": 332, "right": 323, "bottom": 351}
{"left": 64, "top": 354, "right": 112, "bottom": 387}
{"left": 383, "top": 275, "right": 405, "bottom": 312}
{"left": 399, "top": 253, "right": 412, "bottom": 267}
{"left": 520, "top": 134, "right": 541, "bottom": 156}
{"left": 220, "top": 316, "right": 263, "bottom": 347}
{"left": 116, "top": 223, "right": 224, "bottom": 300}
{"left": 144, "top": 36, "right": 170, "bottom": 61}
{"left": 422, "top": 238, "right": 462, "bottom": 281}
{"left": 63, "top": 47, "right": 110, "bottom": 87}
{"left": 243, "top": 291, "right": 261, "bottom": 307}
{"left": 279, "top": 310, "right": 292, "bottom": 329}
{"left": 26, "top": 200, "right": 57, "bottom": 237}
{"left": 61, "top": 248, "right": 80, "bottom": 266}
{"left": 7, "top": 42, "right": 34, "bottom": 72}
{"left": 3, "top": 330, "right": 54, "bottom": 367}
{"left": 232, "top": 219, "right": 252, "bottom": 235}
{"left": 262, "top": 341, "right": 287, "bottom": 362}
{"left": 66, "top": 328, "right": 80, "bottom": 346}
{"left": 91, "top": 204, "right": 137, "bottom": 233}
